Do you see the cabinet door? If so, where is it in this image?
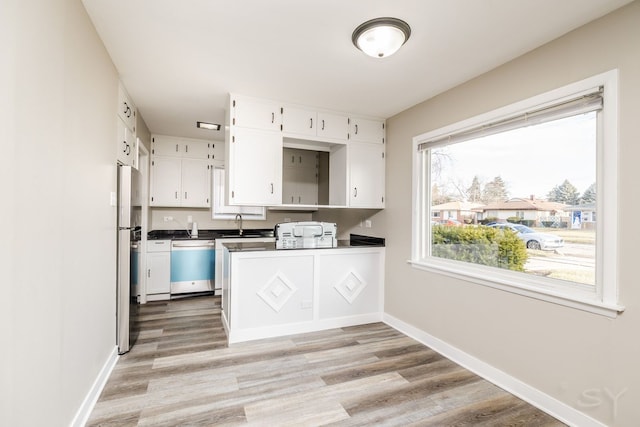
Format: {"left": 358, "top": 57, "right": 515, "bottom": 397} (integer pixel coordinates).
{"left": 146, "top": 252, "right": 170, "bottom": 294}
{"left": 116, "top": 118, "right": 133, "bottom": 166}
{"left": 181, "top": 159, "right": 210, "bottom": 208}
{"left": 150, "top": 156, "right": 182, "bottom": 206}
{"left": 317, "top": 112, "right": 349, "bottom": 141}
{"left": 228, "top": 128, "right": 282, "bottom": 206}
{"left": 232, "top": 97, "right": 281, "bottom": 132}
{"left": 117, "top": 84, "right": 136, "bottom": 132}
{"left": 152, "top": 135, "right": 183, "bottom": 157}
{"left": 349, "top": 142, "right": 385, "bottom": 208}
{"left": 282, "top": 106, "right": 316, "bottom": 136}
{"left": 182, "top": 141, "right": 211, "bottom": 159}
{"left": 349, "top": 118, "right": 385, "bottom": 144}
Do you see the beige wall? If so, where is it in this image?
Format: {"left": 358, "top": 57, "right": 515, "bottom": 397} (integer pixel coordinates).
{"left": 2, "top": 0, "right": 120, "bottom": 425}
{"left": 382, "top": 2, "right": 640, "bottom": 425}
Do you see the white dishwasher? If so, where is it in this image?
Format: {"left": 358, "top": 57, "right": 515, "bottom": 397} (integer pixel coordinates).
{"left": 170, "top": 240, "right": 216, "bottom": 295}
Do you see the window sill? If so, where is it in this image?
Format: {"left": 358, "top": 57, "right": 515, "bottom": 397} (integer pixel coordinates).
{"left": 408, "top": 259, "right": 624, "bottom": 318}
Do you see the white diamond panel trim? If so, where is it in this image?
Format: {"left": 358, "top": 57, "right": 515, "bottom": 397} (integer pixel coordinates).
{"left": 257, "top": 271, "right": 298, "bottom": 312}
{"left": 334, "top": 270, "right": 366, "bottom": 304}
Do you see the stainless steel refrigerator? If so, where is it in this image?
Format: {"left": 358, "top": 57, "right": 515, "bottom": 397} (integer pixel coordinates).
{"left": 117, "top": 165, "right": 142, "bottom": 354}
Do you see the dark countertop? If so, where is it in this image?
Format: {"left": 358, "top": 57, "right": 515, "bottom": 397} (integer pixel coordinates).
{"left": 224, "top": 235, "right": 385, "bottom": 253}
{"left": 148, "top": 228, "right": 275, "bottom": 240}
{"left": 148, "top": 229, "right": 385, "bottom": 249}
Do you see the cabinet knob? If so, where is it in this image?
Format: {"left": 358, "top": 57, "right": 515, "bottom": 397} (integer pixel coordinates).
{"left": 270, "top": 183, "right": 274, "bottom": 194}
{"left": 322, "top": 119, "right": 325, "bottom": 131}
{"left": 354, "top": 187, "right": 358, "bottom": 198}
{"left": 355, "top": 124, "right": 359, "bottom": 135}
{"left": 310, "top": 118, "right": 313, "bottom": 129}
{"left": 271, "top": 112, "right": 275, "bottom": 124}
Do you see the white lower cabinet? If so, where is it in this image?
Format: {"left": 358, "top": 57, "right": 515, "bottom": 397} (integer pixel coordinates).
{"left": 222, "top": 246, "right": 384, "bottom": 343}
{"left": 146, "top": 240, "right": 171, "bottom": 300}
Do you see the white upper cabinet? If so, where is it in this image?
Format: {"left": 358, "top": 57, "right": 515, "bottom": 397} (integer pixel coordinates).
{"left": 317, "top": 112, "right": 350, "bottom": 141}
{"left": 349, "top": 117, "right": 385, "bottom": 144}
{"left": 227, "top": 127, "right": 282, "bottom": 206}
{"left": 349, "top": 142, "right": 385, "bottom": 208}
{"left": 225, "top": 93, "right": 385, "bottom": 209}
{"left": 116, "top": 118, "right": 136, "bottom": 167}
{"left": 117, "top": 83, "right": 136, "bottom": 133}
{"left": 152, "top": 135, "right": 213, "bottom": 159}
{"left": 116, "top": 82, "right": 138, "bottom": 167}
{"left": 231, "top": 95, "right": 282, "bottom": 132}
{"left": 282, "top": 106, "right": 316, "bottom": 137}
{"left": 149, "top": 135, "right": 212, "bottom": 207}
{"left": 282, "top": 106, "right": 349, "bottom": 143}
{"left": 150, "top": 156, "right": 182, "bottom": 207}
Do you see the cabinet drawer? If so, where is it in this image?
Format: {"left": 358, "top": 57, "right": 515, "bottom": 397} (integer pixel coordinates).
{"left": 147, "top": 240, "right": 171, "bottom": 252}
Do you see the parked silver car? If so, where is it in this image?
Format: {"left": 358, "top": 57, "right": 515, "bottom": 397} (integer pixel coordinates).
{"left": 488, "top": 223, "right": 564, "bottom": 250}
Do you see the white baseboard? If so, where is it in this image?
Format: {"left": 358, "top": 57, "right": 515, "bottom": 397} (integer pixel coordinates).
{"left": 228, "top": 312, "right": 383, "bottom": 344}
{"left": 70, "top": 346, "right": 119, "bottom": 427}
{"left": 382, "top": 313, "right": 605, "bottom": 427}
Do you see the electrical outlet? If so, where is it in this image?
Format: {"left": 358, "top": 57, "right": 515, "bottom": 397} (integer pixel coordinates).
{"left": 187, "top": 215, "right": 193, "bottom": 223}
{"left": 163, "top": 216, "right": 173, "bottom": 222}
{"left": 365, "top": 220, "right": 372, "bottom": 228}
{"left": 284, "top": 217, "right": 291, "bottom": 222}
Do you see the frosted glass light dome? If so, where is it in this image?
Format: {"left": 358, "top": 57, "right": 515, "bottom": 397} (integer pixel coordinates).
{"left": 352, "top": 17, "right": 411, "bottom": 58}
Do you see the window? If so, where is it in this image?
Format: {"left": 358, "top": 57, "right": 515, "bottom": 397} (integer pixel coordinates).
{"left": 411, "top": 70, "right": 622, "bottom": 317}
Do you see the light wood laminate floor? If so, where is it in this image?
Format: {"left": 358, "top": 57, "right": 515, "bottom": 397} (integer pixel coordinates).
{"left": 87, "top": 295, "right": 564, "bottom": 426}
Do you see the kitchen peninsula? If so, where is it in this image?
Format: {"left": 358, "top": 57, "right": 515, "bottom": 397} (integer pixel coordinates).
{"left": 221, "top": 236, "right": 385, "bottom": 344}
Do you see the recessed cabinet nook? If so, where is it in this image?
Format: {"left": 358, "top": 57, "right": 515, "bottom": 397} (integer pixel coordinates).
{"left": 225, "top": 93, "right": 386, "bottom": 209}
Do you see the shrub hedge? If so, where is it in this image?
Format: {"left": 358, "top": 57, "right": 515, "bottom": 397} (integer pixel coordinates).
{"left": 431, "top": 225, "right": 528, "bottom": 272}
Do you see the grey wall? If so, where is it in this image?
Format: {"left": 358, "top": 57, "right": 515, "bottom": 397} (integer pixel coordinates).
{"left": 1, "top": 0, "right": 120, "bottom": 425}
{"left": 382, "top": 2, "right": 640, "bottom": 425}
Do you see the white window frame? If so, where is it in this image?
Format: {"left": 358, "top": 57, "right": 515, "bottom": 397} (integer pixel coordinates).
{"left": 410, "top": 70, "right": 623, "bottom": 318}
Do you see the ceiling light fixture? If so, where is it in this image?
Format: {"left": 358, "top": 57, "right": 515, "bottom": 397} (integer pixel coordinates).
{"left": 197, "top": 121, "right": 221, "bottom": 131}
{"left": 352, "top": 17, "right": 411, "bottom": 58}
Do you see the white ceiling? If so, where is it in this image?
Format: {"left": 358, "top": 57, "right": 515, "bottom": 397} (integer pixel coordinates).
{"left": 82, "top": 0, "right": 632, "bottom": 141}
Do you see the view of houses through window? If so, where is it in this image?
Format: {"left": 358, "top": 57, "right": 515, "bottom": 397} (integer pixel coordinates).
{"left": 429, "top": 112, "right": 597, "bottom": 286}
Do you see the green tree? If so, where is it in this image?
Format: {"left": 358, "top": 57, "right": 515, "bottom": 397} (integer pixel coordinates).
{"left": 547, "top": 179, "right": 580, "bottom": 204}
{"left": 580, "top": 182, "right": 596, "bottom": 204}
{"left": 467, "top": 176, "right": 483, "bottom": 202}
{"left": 482, "top": 176, "right": 509, "bottom": 204}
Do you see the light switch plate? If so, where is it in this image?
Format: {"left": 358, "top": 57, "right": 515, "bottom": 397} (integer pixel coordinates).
{"left": 110, "top": 191, "right": 117, "bottom": 207}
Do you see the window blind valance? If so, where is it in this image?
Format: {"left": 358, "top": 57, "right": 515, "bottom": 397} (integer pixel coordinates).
{"left": 418, "top": 87, "right": 603, "bottom": 151}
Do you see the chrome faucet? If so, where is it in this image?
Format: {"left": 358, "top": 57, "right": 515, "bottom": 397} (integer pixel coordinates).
{"left": 235, "top": 213, "right": 243, "bottom": 236}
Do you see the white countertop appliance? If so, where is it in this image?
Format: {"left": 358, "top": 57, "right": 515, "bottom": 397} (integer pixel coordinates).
{"left": 275, "top": 221, "right": 338, "bottom": 249}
